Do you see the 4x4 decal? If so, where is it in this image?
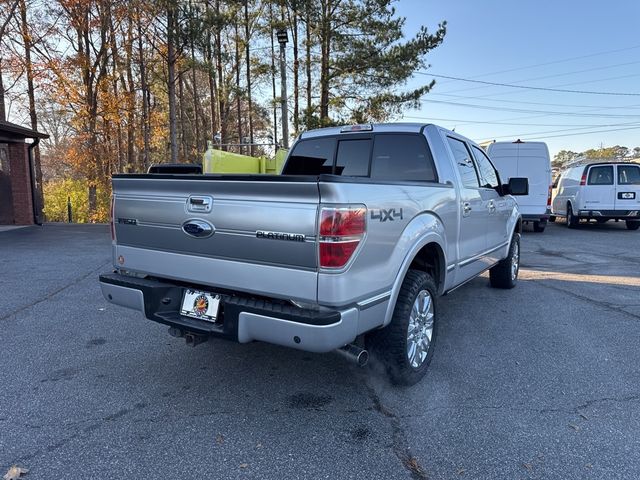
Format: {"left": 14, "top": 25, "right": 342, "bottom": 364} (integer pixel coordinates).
{"left": 371, "top": 208, "right": 403, "bottom": 222}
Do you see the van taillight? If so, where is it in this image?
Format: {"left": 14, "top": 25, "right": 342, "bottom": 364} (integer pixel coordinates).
{"left": 110, "top": 196, "right": 116, "bottom": 242}
{"left": 547, "top": 185, "right": 552, "bottom": 207}
{"left": 319, "top": 206, "right": 366, "bottom": 268}
{"left": 580, "top": 173, "right": 587, "bottom": 186}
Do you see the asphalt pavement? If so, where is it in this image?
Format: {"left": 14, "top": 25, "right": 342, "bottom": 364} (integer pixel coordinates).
{"left": 1, "top": 221, "right": 639, "bottom": 479}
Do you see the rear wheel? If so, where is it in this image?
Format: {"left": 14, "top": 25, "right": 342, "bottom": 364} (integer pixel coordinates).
{"left": 566, "top": 203, "right": 579, "bottom": 229}
{"left": 626, "top": 220, "right": 640, "bottom": 231}
{"left": 367, "top": 270, "right": 438, "bottom": 386}
{"left": 533, "top": 220, "right": 546, "bottom": 233}
{"left": 549, "top": 215, "right": 556, "bottom": 223}
{"left": 489, "top": 233, "right": 520, "bottom": 289}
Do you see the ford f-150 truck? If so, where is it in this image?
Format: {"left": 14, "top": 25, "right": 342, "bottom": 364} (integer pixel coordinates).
{"left": 100, "top": 123, "right": 527, "bottom": 385}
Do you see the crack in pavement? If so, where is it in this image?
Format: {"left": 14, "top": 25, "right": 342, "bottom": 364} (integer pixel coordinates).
{"left": 540, "top": 393, "right": 640, "bottom": 415}
{"left": 12, "top": 402, "right": 147, "bottom": 465}
{"left": 0, "top": 260, "right": 110, "bottom": 322}
{"left": 365, "top": 383, "right": 429, "bottom": 480}
{"left": 532, "top": 280, "right": 640, "bottom": 321}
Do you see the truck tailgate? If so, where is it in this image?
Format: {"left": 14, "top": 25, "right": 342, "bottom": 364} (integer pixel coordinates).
{"left": 112, "top": 175, "right": 320, "bottom": 302}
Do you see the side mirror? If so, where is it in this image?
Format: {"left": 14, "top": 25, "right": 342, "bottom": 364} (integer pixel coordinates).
{"left": 505, "top": 177, "right": 529, "bottom": 196}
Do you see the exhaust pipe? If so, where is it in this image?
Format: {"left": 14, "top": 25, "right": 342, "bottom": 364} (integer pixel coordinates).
{"left": 337, "top": 344, "right": 369, "bottom": 367}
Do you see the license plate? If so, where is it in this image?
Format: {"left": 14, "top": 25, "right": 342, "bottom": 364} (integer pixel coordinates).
{"left": 619, "top": 192, "right": 636, "bottom": 200}
{"left": 180, "top": 289, "right": 220, "bottom": 322}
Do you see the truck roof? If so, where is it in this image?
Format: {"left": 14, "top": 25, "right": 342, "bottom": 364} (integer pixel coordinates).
{"left": 298, "top": 123, "right": 431, "bottom": 139}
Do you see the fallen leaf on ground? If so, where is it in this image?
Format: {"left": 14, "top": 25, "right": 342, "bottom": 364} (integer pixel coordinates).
{"left": 239, "top": 464, "right": 248, "bottom": 469}
{"left": 215, "top": 434, "right": 224, "bottom": 445}
{"left": 3, "top": 466, "right": 29, "bottom": 480}
{"left": 522, "top": 463, "right": 533, "bottom": 472}
{"left": 256, "top": 442, "right": 262, "bottom": 449}
{"left": 579, "top": 413, "right": 589, "bottom": 420}
{"left": 568, "top": 423, "right": 580, "bottom": 431}
{"left": 456, "top": 467, "right": 466, "bottom": 475}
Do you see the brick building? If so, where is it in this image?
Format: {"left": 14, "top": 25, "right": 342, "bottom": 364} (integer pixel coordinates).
{"left": 0, "top": 121, "right": 49, "bottom": 225}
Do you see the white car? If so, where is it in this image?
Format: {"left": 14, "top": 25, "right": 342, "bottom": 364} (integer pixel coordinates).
{"left": 487, "top": 141, "right": 552, "bottom": 232}
{"left": 551, "top": 162, "right": 640, "bottom": 230}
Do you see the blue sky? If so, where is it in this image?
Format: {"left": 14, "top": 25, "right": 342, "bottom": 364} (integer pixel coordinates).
{"left": 393, "top": 0, "right": 640, "bottom": 158}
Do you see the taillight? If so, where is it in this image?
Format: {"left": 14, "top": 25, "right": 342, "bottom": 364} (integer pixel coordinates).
{"left": 319, "top": 206, "right": 366, "bottom": 268}
{"left": 110, "top": 195, "right": 116, "bottom": 242}
{"left": 547, "top": 185, "right": 552, "bottom": 207}
{"left": 580, "top": 173, "right": 587, "bottom": 186}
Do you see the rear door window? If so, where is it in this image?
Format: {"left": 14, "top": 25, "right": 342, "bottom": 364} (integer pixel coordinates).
{"left": 447, "top": 137, "right": 480, "bottom": 188}
{"left": 370, "top": 134, "right": 437, "bottom": 182}
{"left": 587, "top": 165, "right": 614, "bottom": 185}
{"left": 335, "top": 139, "right": 371, "bottom": 176}
{"left": 471, "top": 146, "right": 500, "bottom": 188}
{"left": 618, "top": 165, "right": 640, "bottom": 185}
{"left": 282, "top": 137, "right": 336, "bottom": 175}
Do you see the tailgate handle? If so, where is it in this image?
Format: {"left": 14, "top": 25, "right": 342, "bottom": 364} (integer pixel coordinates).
{"left": 187, "top": 196, "right": 213, "bottom": 213}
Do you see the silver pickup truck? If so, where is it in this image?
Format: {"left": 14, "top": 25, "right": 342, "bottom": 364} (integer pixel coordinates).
{"left": 100, "top": 123, "right": 527, "bottom": 385}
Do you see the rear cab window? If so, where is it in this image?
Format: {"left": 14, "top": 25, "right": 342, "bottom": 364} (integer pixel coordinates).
{"left": 282, "top": 132, "right": 438, "bottom": 182}
{"left": 587, "top": 165, "right": 614, "bottom": 185}
{"left": 618, "top": 165, "right": 640, "bottom": 185}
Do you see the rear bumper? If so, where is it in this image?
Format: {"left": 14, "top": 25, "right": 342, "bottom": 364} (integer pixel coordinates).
{"left": 99, "top": 273, "right": 359, "bottom": 353}
{"left": 577, "top": 209, "right": 640, "bottom": 219}
{"left": 522, "top": 214, "right": 549, "bottom": 222}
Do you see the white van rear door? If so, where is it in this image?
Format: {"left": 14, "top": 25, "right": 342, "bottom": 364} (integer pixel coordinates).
{"left": 582, "top": 165, "right": 616, "bottom": 212}
{"left": 615, "top": 164, "right": 640, "bottom": 213}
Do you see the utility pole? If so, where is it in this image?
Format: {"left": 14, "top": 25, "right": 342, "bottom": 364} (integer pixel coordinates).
{"left": 276, "top": 28, "right": 289, "bottom": 148}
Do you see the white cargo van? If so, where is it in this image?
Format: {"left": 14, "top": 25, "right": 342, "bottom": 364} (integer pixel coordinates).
{"left": 487, "top": 140, "right": 552, "bottom": 232}
{"left": 551, "top": 162, "right": 640, "bottom": 230}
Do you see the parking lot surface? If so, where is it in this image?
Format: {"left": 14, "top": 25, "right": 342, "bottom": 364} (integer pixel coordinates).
{"left": 1, "top": 222, "right": 639, "bottom": 479}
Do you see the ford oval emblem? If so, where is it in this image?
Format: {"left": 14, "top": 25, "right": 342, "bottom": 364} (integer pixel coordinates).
{"left": 182, "top": 220, "right": 214, "bottom": 238}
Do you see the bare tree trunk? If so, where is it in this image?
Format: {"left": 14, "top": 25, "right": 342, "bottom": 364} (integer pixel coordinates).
{"left": 319, "top": 0, "right": 331, "bottom": 123}
{"left": 269, "top": 2, "right": 277, "bottom": 146}
{"left": 288, "top": 4, "right": 299, "bottom": 135}
{"left": 18, "top": 0, "right": 44, "bottom": 216}
{"left": 0, "top": 59, "right": 5, "bottom": 122}
{"left": 234, "top": 19, "right": 242, "bottom": 154}
{"left": 215, "top": 0, "right": 226, "bottom": 150}
{"left": 305, "top": 5, "right": 312, "bottom": 120}
{"left": 244, "top": 0, "right": 254, "bottom": 156}
{"left": 136, "top": 9, "right": 150, "bottom": 171}
{"left": 178, "top": 73, "right": 187, "bottom": 160}
{"left": 167, "top": 4, "right": 178, "bottom": 162}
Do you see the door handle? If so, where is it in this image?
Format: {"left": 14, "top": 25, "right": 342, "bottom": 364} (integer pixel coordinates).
{"left": 187, "top": 195, "right": 213, "bottom": 213}
{"left": 463, "top": 202, "right": 472, "bottom": 216}
{"left": 488, "top": 201, "right": 496, "bottom": 213}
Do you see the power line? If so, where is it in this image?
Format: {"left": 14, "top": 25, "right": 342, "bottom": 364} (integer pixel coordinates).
{"left": 435, "top": 44, "right": 640, "bottom": 84}
{"left": 479, "top": 125, "right": 640, "bottom": 142}
{"left": 433, "top": 60, "right": 640, "bottom": 96}
{"left": 429, "top": 93, "right": 640, "bottom": 111}
{"left": 416, "top": 72, "right": 640, "bottom": 96}
{"left": 401, "top": 115, "right": 640, "bottom": 129}
{"left": 418, "top": 98, "right": 640, "bottom": 118}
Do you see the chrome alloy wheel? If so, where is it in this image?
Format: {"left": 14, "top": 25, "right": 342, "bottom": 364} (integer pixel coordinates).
{"left": 511, "top": 241, "right": 520, "bottom": 281}
{"left": 407, "top": 290, "right": 434, "bottom": 368}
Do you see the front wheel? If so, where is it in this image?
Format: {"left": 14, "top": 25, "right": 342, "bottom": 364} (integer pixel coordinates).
{"left": 367, "top": 270, "right": 438, "bottom": 386}
{"left": 489, "top": 233, "right": 520, "bottom": 289}
{"left": 627, "top": 220, "right": 640, "bottom": 231}
{"left": 567, "top": 203, "right": 579, "bottom": 229}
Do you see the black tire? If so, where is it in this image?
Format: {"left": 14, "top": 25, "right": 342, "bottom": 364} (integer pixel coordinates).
{"left": 566, "top": 203, "right": 579, "bottom": 229}
{"left": 626, "top": 220, "right": 640, "bottom": 231}
{"left": 366, "top": 270, "right": 438, "bottom": 386}
{"left": 533, "top": 220, "right": 546, "bottom": 233}
{"left": 549, "top": 215, "right": 556, "bottom": 223}
{"left": 489, "top": 233, "right": 520, "bottom": 289}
